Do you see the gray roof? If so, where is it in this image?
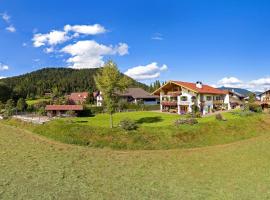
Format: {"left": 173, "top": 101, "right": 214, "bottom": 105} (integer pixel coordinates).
{"left": 118, "top": 88, "right": 159, "bottom": 99}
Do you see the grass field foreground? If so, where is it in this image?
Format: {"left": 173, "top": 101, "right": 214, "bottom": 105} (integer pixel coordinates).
{"left": 1, "top": 123, "right": 270, "bottom": 199}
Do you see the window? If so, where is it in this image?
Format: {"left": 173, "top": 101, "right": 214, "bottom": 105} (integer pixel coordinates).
{"left": 180, "top": 96, "right": 188, "bottom": 101}
{"left": 215, "top": 96, "right": 222, "bottom": 100}
{"left": 191, "top": 96, "right": 196, "bottom": 102}
{"left": 206, "top": 96, "right": 212, "bottom": 101}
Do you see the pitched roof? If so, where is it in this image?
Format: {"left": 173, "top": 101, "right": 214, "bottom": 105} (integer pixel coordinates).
{"left": 45, "top": 105, "right": 83, "bottom": 111}
{"left": 258, "top": 89, "right": 270, "bottom": 96}
{"left": 68, "top": 92, "right": 89, "bottom": 102}
{"left": 118, "top": 88, "right": 159, "bottom": 99}
{"left": 153, "top": 81, "right": 227, "bottom": 95}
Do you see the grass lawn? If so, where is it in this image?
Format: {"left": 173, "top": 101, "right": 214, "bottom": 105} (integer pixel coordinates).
{"left": 1, "top": 123, "right": 270, "bottom": 199}
{"left": 3, "top": 111, "right": 270, "bottom": 150}
{"left": 26, "top": 98, "right": 50, "bottom": 105}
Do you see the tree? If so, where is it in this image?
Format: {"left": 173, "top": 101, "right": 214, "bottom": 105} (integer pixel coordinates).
{"left": 4, "top": 99, "right": 15, "bottom": 117}
{"left": 94, "top": 61, "right": 131, "bottom": 128}
{"left": 17, "top": 98, "right": 27, "bottom": 112}
{"left": 0, "top": 82, "right": 12, "bottom": 102}
{"left": 248, "top": 93, "right": 256, "bottom": 103}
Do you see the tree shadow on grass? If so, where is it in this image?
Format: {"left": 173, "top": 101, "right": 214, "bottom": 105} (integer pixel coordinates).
{"left": 76, "top": 120, "right": 88, "bottom": 123}
{"left": 136, "top": 116, "right": 163, "bottom": 124}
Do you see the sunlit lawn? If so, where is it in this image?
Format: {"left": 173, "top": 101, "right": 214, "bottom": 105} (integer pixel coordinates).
{"left": 2, "top": 122, "right": 270, "bottom": 199}
{"left": 4, "top": 110, "right": 270, "bottom": 150}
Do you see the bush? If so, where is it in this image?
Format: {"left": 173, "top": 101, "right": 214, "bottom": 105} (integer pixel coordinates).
{"left": 248, "top": 103, "right": 262, "bottom": 113}
{"left": 239, "top": 111, "right": 254, "bottom": 117}
{"left": 174, "top": 118, "right": 198, "bottom": 126}
{"left": 216, "top": 113, "right": 226, "bottom": 121}
{"left": 119, "top": 119, "right": 138, "bottom": 131}
{"left": 186, "top": 112, "right": 201, "bottom": 118}
{"left": 37, "top": 107, "right": 46, "bottom": 116}
{"left": 66, "top": 110, "right": 76, "bottom": 117}
{"left": 90, "top": 106, "right": 104, "bottom": 114}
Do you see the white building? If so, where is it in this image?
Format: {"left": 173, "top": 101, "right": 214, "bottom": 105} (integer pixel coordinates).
{"left": 94, "top": 88, "right": 159, "bottom": 107}
{"left": 259, "top": 90, "right": 270, "bottom": 103}
{"left": 152, "top": 81, "right": 231, "bottom": 115}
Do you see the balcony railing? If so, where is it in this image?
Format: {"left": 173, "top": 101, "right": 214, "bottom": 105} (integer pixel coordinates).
{"left": 167, "top": 91, "right": 181, "bottom": 97}
{"left": 161, "top": 101, "right": 177, "bottom": 106}
{"left": 178, "top": 100, "right": 191, "bottom": 105}
{"left": 213, "top": 100, "right": 224, "bottom": 104}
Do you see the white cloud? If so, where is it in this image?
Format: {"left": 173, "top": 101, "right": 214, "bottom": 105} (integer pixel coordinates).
{"left": 64, "top": 24, "right": 106, "bottom": 35}
{"left": 32, "top": 24, "right": 128, "bottom": 69}
{"left": 249, "top": 77, "right": 270, "bottom": 91}
{"left": 151, "top": 33, "right": 163, "bottom": 40}
{"left": 33, "top": 30, "right": 70, "bottom": 47}
{"left": 125, "top": 62, "right": 168, "bottom": 80}
{"left": 217, "top": 76, "right": 270, "bottom": 92}
{"left": 6, "top": 25, "right": 16, "bottom": 32}
{"left": 32, "top": 24, "right": 107, "bottom": 48}
{"left": 0, "top": 76, "right": 6, "bottom": 79}
{"left": 1, "top": 13, "right": 10, "bottom": 23}
{"left": 44, "top": 47, "right": 54, "bottom": 53}
{"left": 0, "top": 63, "right": 9, "bottom": 71}
{"left": 33, "top": 58, "right": 40, "bottom": 62}
{"left": 1, "top": 13, "right": 16, "bottom": 33}
{"left": 61, "top": 40, "right": 129, "bottom": 69}
{"left": 217, "top": 77, "right": 243, "bottom": 87}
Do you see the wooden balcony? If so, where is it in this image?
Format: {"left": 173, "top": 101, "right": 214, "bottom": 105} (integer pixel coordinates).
{"left": 167, "top": 91, "right": 181, "bottom": 97}
{"left": 161, "top": 101, "right": 177, "bottom": 106}
{"left": 213, "top": 100, "right": 224, "bottom": 104}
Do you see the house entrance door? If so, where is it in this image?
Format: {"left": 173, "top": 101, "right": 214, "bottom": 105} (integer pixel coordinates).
{"left": 180, "top": 105, "right": 188, "bottom": 114}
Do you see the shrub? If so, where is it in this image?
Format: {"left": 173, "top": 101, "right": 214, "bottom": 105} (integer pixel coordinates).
{"left": 191, "top": 104, "right": 200, "bottom": 113}
{"left": 239, "top": 111, "right": 254, "bottom": 117}
{"left": 194, "top": 112, "right": 202, "bottom": 118}
{"left": 66, "top": 110, "right": 76, "bottom": 117}
{"left": 119, "top": 119, "right": 138, "bottom": 131}
{"left": 90, "top": 106, "right": 104, "bottom": 114}
{"left": 174, "top": 118, "right": 198, "bottom": 126}
{"left": 186, "top": 112, "right": 201, "bottom": 118}
{"left": 248, "top": 103, "right": 262, "bottom": 113}
{"left": 37, "top": 107, "right": 46, "bottom": 116}
{"left": 216, "top": 113, "right": 226, "bottom": 121}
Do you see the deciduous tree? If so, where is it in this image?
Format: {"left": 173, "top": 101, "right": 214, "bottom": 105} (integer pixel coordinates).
{"left": 94, "top": 61, "right": 131, "bottom": 128}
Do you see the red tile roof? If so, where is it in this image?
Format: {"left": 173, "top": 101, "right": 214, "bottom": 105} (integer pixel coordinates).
{"left": 171, "top": 81, "right": 227, "bottom": 94}
{"left": 45, "top": 105, "right": 83, "bottom": 111}
{"left": 68, "top": 92, "right": 89, "bottom": 103}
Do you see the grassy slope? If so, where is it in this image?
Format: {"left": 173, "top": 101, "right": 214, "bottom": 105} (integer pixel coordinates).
{"left": 26, "top": 98, "right": 50, "bottom": 105}
{"left": 1, "top": 123, "right": 270, "bottom": 199}
{"left": 4, "top": 111, "right": 270, "bottom": 150}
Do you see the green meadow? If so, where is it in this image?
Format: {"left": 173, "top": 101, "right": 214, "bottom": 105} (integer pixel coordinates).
{"left": 4, "top": 111, "right": 270, "bottom": 150}
{"left": 2, "top": 118, "right": 270, "bottom": 199}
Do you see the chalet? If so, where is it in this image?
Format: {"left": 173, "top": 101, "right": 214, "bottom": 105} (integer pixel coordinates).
{"left": 152, "top": 81, "right": 230, "bottom": 115}
{"left": 219, "top": 89, "right": 245, "bottom": 109}
{"left": 259, "top": 90, "right": 270, "bottom": 109}
{"left": 94, "top": 88, "right": 159, "bottom": 106}
{"left": 45, "top": 105, "right": 83, "bottom": 117}
{"left": 68, "top": 92, "right": 89, "bottom": 104}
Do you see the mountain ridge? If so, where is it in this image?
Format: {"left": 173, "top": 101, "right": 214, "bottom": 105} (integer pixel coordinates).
{"left": 0, "top": 67, "right": 149, "bottom": 99}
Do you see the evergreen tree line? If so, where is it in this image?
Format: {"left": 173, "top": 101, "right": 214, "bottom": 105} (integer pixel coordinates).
{"left": 0, "top": 68, "right": 149, "bottom": 103}
{"left": 149, "top": 80, "right": 167, "bottom": 92}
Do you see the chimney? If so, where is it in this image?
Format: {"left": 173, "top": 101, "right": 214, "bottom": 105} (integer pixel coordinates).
{"left": 196, "top": 81, "right": 202, "bottom": 89}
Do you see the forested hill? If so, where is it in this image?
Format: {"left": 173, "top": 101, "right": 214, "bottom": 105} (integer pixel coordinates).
{"left": 0, "top": 68, "right": 149, "bottom": 99}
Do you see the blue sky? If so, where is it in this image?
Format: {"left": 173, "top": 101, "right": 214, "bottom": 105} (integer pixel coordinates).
{"left": 1, "top": 0, "right": 270, "bottom": 91}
